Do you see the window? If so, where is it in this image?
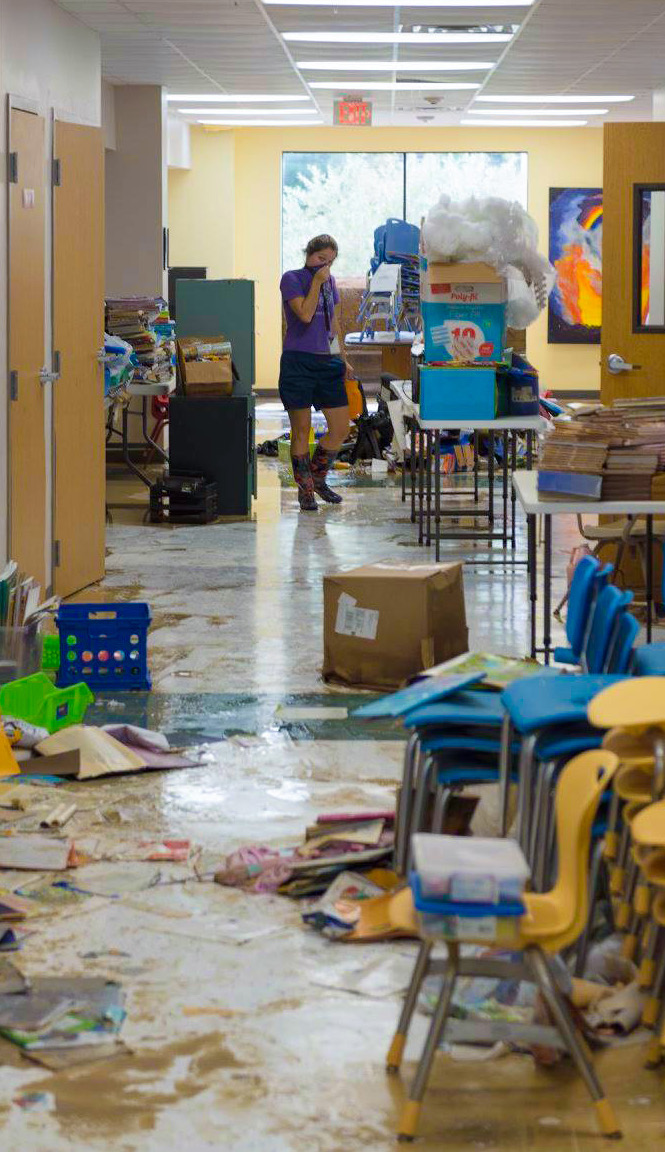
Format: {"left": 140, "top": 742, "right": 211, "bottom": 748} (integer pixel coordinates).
{"left": 406, "top": 152, "right": 528, "bottom": 228}
{"left": 282, "top": 151, "right": 528, "bottom": 277}
{"left": 282, "top": 152, "right": 403, "bottom": 278}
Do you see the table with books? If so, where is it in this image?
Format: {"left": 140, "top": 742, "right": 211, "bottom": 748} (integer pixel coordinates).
{"left": 513, "top": 471, "right": 665, "bottom": 663}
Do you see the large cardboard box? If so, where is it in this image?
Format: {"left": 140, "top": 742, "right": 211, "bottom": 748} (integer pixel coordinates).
{"left": 323, "top": 562, "right": 468, "bottom": 689}
{"left": 177, "top": 336, "right": 233, "bottom": 397}
{"left": 420, "top": 259, "right": 507, "bottom": 365}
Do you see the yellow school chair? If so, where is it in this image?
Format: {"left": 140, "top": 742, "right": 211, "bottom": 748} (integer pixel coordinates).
{"left": 0, "top": 716, "right": 19, "bottom": 777}
{"left": 385, "top": 749, "right": 621, "bottom": 1144}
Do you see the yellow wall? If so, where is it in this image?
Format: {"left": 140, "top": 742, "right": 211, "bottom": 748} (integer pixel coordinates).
{"left": 169, "top": 125, "right": 604, "bottom": 392}
{"left": 168, "top": 127, "right": 235, "bottom": 278}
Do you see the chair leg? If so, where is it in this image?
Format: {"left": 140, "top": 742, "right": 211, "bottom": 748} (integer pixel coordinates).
{"left": 395, "top": 734, "right": 419, "bottom": 875}
{"left": 639, "top": 923, "right": 661, "bottom": 991}
{"left": 397, "top": 943, "right": 459, "bottom": 1143}
{"left": 405, "top": 753, "right": 434, "bottom": 875}
{"left": 431, "top": 784, "right": 453, "bottom": 835}
{"left": 498, "top": 716, "right": 514, "bottom": 837}
{"left": 516, "top": 734, "right": 538, "bottom": 855}
{"left": 387, "top": 940, "right": 434, "bottom": 1073}
{"left": 643, "top": 937, "right": 665, "bottom": 1029}
{"left": 526, "top": 948, "right": 622, "bottom": 1140}
{"left": 573, "top": 839, "right": 605, "bottom": 978}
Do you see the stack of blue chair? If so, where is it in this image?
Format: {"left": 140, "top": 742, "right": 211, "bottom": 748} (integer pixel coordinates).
{"left": 355, "top": 555, "right": 642, "bottom": 900}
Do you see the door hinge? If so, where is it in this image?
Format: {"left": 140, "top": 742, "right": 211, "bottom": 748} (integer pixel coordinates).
{"left": 8, "top": 152, "right": 18, "bottom": 184}
{"left": 9, "top": 371, "right": 18, "bottom": 401}
{"left": 52, "top": 158, "right": 61, "bottom": 187}
{"left": 53, "top": 540, "right": 61, "bottom": 569}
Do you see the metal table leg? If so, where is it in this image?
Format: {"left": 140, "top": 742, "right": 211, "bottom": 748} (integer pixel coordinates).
{"left": 473, "top": 432, "right": 479, "bottom": 503}
{"left": 435, "top": 428, "right": 441, "bottom": 563}
{"left": 528, "top": 511, "right": 537, "bottom": 659}
{"left": 410, "top": 421, "right": 417, "bottom": 524}
{"left": 526, "top": 430, "right": 534, "bottom": 470}
{"left": 418, "top": 428, "right": 425, "bottom": 546}
{"left": 502, "top": 430, "right": 509, "bottom": 550}
{"left": 543, "top": 513, "right": 552, "bottom": 664}
{"left": 141, "top": 396, "right": 168, "bottom": 463}
{"left": 121, "top": 403, "right": 152, "bottom": 487}
{"left": 647, "top": 514, "right": 654, "bottom": 642}
{"left": 488, "top": 432, "right": 495, "bottom": 526}
{"left": 426, "top": 431, "right": 433, "bottom": 547}
{"left": 511, "top": 432, "right": 517, "bottom": 550}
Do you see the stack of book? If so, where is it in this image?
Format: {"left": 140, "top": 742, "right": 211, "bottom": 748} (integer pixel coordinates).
{"left": 105, "top": 296, "right": 175, "bottom": 387}
{"left": 537, "top": 399, "right": 665, "bottom": 501}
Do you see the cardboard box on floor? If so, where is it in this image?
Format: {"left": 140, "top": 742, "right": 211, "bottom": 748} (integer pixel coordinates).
{"left": 323, "top": 562, "right": 468, "bottom": 690}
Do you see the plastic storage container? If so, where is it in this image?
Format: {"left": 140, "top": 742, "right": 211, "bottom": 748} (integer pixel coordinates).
{"left": 412, "top": 833, "right": 530, "bottom": 904}
{"left": 410, "top": 874, "right": 525, "bottom": 943}
{"left": 41, "top": 635, "right": 61, "bottom": 674}
{"left": 0, "top": 672, "right": 94, "bottom": 733}
{"left": 56, "top": 603, "right": 151, "bottom": 691}
{"left": 0, "top": 627, "right": 43, "bottom": 686}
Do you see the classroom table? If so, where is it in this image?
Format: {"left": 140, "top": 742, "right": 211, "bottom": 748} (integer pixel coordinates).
{"left": 403, "top": 391, "right": 546, "bottom": 561}
{"left": 513, "top": 470, "right": 665, "bottom": 663}
{"left": 107, "top": 376, "right": 176, "bottom": 488}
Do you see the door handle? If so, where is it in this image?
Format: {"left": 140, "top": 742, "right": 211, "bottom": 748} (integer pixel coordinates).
{"left": 607, "top": 353, "right": 642, "bottom": 374}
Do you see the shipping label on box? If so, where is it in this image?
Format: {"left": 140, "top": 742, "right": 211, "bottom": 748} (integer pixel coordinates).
{"left": 422, "top": 301, "right": 507, "bottom": 363}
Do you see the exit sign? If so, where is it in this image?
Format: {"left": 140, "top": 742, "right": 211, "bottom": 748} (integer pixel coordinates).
{"left": 334, "top": 99, "right": 373, "bottom": 126}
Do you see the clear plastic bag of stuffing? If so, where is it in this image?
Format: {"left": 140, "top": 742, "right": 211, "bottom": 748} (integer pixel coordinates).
{"left": 422, "top": 195, "right": 556, "bottom": 326}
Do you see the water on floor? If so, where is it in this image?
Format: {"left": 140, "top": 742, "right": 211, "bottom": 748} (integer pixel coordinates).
{"left": 2, "top": 442, "right": 662, "bottom": 1150}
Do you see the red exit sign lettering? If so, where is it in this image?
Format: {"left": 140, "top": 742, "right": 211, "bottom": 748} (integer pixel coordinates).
{"left": 334, "top": 99, "right": 373, "bottom": 126}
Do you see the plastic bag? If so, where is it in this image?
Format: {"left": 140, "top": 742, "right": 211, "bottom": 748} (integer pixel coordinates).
{"left": 504, "top": 264, "right": 541, "bottom": 329}
{"left": 422, "top": 195, "right": 556, "bottom": 321}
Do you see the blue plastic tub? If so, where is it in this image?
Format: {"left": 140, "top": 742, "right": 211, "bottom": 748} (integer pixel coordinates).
{"left": 56, "top": 603, "right": 151, "bottom": 691}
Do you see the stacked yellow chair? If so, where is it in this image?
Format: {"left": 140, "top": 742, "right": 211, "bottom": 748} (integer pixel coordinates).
{"left": 384, "top": 749, "right": 622, "bottom": 1143}
{"left": 588, "top": 677, "right": 665, "bottom": 1069}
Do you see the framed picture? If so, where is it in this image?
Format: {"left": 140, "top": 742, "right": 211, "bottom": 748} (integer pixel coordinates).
{"left": 548, "top": 187, "right": 602, "bottom": 345}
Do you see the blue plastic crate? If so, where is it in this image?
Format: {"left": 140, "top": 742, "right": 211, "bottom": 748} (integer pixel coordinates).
{"left": 56, "top": 603, "right": 151, "bottom": 691}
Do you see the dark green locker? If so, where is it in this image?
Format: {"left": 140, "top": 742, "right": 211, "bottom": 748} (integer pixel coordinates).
{"left": 175, "top": 279, "right": 255, "bottom": 396}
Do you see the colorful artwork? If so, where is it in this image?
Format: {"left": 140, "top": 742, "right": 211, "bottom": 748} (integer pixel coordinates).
{"left": 548, "top": 188, "right": 602, "bottom": 344}
{"left": 639, "top": 190, "right": 652, "bottom": 326}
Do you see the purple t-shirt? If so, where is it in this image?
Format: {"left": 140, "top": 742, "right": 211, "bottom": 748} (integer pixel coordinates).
{"left": 280, "top": 266, "right": 340, "bottom": 355}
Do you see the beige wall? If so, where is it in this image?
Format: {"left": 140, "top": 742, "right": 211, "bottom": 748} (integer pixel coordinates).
{"left": 169, "top": 124, "right": 604, "bottom": 392}
{"left": 105, "top": 86, "right": 168, "bottom": 298}
{"left": 168, "top": 127, "right": 235, "bottom": 278}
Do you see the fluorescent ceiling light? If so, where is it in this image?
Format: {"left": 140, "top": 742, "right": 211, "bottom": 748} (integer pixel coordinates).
{"left": 167, "top": 93, "right": 311, "bottom": 103}
{"left": 299, "top": 60, "right": 494, "bottom": 71}
{"left": 285, "top": 31, "right": 513, "bottom": 44}
{"left": 198, "top": 119, "right": 324, "bottom": 126}
{"left": 310, "top": 80, "right": 481, "bottom": 90}
{"left": 267, "top": 0, "right": 533, "bottom": 5}
{"left": 462, "top": 118, "right": 588, "bottom": 126}
{"left": 475, "top": 94, "right": 634, "bottom": 104}
{"left": 181, "top": 107, "right": 319, "bottom": 115}
{"left": 467, "top": 107, "right": 608, "bottom": 116}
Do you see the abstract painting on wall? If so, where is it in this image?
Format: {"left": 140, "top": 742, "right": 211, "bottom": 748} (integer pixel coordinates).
{"left": 548, "top": 187, "right": 602, "bottom": 344}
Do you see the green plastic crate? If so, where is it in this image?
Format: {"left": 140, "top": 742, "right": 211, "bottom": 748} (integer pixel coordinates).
{"left": 41, "top": 635, "right": 60, "bottom": 672}
{"left": 0, "top": 672, "right": 94, "bottom": 734}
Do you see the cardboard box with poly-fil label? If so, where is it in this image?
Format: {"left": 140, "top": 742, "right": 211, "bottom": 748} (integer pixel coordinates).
{"left": 420, "top": 259, "right": 507, "bottom": 364}
{"left": 323, "top": 562, "right": 468, "bottom": 690}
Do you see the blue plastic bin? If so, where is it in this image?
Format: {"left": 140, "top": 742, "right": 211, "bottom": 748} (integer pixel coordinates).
{"left": 56, "top": 603, "right": 151, "bottom": 691}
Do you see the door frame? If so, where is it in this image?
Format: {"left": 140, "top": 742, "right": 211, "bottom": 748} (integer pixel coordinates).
{"left": 6, "top": 93, "right": 45, "bottom": 583}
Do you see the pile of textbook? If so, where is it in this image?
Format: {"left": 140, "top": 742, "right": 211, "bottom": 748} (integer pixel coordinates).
{"left": 411, "top": 833, "right": 530, "bottom": 943}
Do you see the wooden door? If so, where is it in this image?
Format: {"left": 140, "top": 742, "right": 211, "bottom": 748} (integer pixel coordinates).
{"left": 53, "top": 120, "right": 105, "bottom": 596}
{"left": 8, "top": 107, "right": 46, "bottom": 587}
{"left": 601, "top": 122, "right": 665, "bottom": 403}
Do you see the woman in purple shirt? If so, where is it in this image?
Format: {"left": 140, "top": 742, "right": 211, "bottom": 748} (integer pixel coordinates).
{"left": 279, "top": 234, "right": 350, "bottom": 511}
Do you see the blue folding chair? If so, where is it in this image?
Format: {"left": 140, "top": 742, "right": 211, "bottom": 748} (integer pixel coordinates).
{"left": 607, "top": 611, "right": 640, "bottom": 674}
{"left": 554, "top": 557, "right": 611, "bottom": 668}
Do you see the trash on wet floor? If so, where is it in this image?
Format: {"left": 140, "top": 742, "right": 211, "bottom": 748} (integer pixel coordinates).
{"left": 13, "top": 1089, "right": 56, "bottom": 1112}
{"left": 0, "top": 835, "right": 74, "bottom": 871}
{"left": 0, "top": 974, "right": 126, "bottom": 1062}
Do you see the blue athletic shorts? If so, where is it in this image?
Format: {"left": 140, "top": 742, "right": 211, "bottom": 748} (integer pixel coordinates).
{"left": 279, "top": 350, "right": 348, "bottom": 411}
